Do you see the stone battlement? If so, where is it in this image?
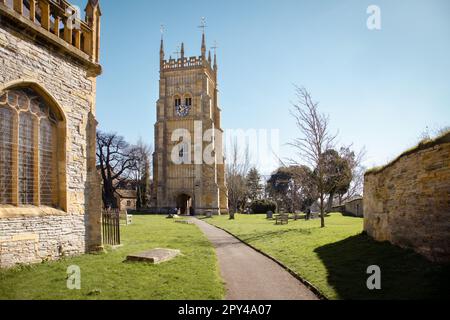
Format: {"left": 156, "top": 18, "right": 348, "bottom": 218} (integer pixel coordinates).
{"left": 162, "top": 55, "right": 215, "bottom": 74}
{"left": 0, "top": 0, "right": 101, "bottom": 66}
{"left": 163, "top": 56, "right": 204, "bottom": 69}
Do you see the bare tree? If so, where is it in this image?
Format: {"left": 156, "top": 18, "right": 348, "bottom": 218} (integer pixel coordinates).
{"left": 132, "top": 138, "right": 153, "bottom": 209}
{"left": 288, "top": 86, "right": 337, "bottom": 228}
{"left": 226, "top": 138, "right": 251, "bottom": 217}
{"left": 96, "top": 131, "right": 139, "bottom": 209}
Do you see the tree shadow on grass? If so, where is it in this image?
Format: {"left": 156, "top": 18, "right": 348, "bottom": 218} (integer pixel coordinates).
{"left": 314, "top": 234, "right": 450, "bottom": 300}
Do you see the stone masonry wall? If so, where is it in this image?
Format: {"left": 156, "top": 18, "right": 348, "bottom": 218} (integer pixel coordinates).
{"left": 0, "top": 215, "right": 86, "bottom": 268}
{"left": 0, "top": 25, "right": 93, "bottom": 210}
{"left": 364, "top": 132, "right": 450, "bottom": 263}
{"left": 345, "top": 199, "right": 364, "bottom": 217}
{"left": 0, "top": 18, "right": 101, "bottom": 267}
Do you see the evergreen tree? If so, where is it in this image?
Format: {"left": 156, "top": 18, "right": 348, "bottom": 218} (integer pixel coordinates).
{"left": 246, "top": 167, "right": 263, "bottom": 202}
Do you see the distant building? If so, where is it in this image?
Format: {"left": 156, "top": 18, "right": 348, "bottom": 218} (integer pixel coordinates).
{"left": 115, "top": 189, "right": 137, "bottom": 211}
{"left": 96, "top": 166, "right": 138, "bottom": 210}
{"left": 343, "top": 197, "right": 364, "bottom": 217}
{"left": 332, "top": 196, "right": 364, "bottom": 217}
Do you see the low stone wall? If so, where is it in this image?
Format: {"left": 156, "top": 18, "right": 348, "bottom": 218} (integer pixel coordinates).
{"left": 364, "top": 132, "right": 450, "bottom": 263}
{"left": 345, "top": 199, "right": 364, "bottom": 217}
{"left": 0, "top": 214, "right": 86, "bottom": 268}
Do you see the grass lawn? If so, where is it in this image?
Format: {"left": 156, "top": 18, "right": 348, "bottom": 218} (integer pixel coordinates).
{"left": 208, "top": 213, "right": 450, "bottom": 300}
{"left": 0, "top": 215, "right": 225, "bottom": 300}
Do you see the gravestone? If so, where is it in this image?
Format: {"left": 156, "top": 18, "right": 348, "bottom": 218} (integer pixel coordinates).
{"left": 126, "top": 248, "right": 181, "bottom": 264}
{"left": 175, "top": 220, "right": 194, "bottom": 225}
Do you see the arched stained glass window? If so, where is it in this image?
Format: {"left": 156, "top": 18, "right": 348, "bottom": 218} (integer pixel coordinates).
{"left": 0, "top": 87, "right": 60, "bottom": 208}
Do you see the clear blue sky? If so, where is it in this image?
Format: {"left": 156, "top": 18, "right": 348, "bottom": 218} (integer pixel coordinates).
{"left": 73, "top": 0, "right": 450, "bottom": 173}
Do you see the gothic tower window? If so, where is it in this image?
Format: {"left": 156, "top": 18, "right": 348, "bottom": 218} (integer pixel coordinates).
{"left": 185, "top": 96, "right": 192, "bottom": 107}
{"left": 179, "top": 145, "right": 184, "bottom": 159}
{"left": 174, "top": 96, "right": 181, "bottom": 107}
{"left": 178, "top": 142, "right": 190, "bottom": 163}
{"left": 0, "top": 87, "right": 62, "bottom": 209}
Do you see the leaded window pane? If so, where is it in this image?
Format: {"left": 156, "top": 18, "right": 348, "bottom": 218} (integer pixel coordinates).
{"left": 39, "top": 119, "right": 56, "bottom": 206}
{"left": 18, "top": 112, "right": 35, "bottom": 205}
{"left": 0, "top": 107, "right": 13, "bottom": 204}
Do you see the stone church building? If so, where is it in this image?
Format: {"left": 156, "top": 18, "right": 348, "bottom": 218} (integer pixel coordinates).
{"left": 152, "top": 31, "right": 228, "bottom": 215}
{"left": 0, "top": 0, "right": 103, "bottom": 268}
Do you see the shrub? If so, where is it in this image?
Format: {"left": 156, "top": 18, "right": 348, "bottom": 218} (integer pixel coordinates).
{"left": 250, "top": 200, "right": 277, "bottom": 214}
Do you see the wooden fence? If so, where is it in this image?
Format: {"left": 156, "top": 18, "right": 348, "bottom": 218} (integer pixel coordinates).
{"left": 102, "top": 209, "right": 121, "bottom": 246}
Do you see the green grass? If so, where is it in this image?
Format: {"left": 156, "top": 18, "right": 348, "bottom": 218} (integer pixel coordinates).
{"left": 208, "top": 213, "right": 450, "bottom": 300}
{"left": 0, "top": 216, "right": 225, "bottom": 300}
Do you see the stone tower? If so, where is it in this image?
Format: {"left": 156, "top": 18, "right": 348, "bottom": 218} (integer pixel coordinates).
{"left": 152, "top": 30, "right": 228, "bottom": 215}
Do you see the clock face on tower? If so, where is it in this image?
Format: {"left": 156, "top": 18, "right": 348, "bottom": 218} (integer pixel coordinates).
{"left": 176, "top": 104, "right": 191, "bottom": 117}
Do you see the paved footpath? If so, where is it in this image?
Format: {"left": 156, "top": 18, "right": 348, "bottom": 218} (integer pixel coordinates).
{"left": 192, "top": 218, "right": 318, "bottom": 300}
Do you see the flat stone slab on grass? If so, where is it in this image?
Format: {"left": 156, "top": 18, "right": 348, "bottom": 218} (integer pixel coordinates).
{"left": 175, "top": 220, "right": 194, "bottom": 225}
{"left": 126, "top": 248, "right": 181, "bottom": 264}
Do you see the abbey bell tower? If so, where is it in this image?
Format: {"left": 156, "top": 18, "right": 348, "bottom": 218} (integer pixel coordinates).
{"left": 152, "top": 26, "right": 228, "bottom": 215}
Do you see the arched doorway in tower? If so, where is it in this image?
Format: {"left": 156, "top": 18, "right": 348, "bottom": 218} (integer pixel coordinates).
{"left": 176, "top": 194, "right": 192, "bottom": 216}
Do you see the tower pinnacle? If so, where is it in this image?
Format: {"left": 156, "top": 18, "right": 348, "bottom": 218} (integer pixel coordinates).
{"left": 199, "top": 17, "right": 207, "bottom": 59}
{"left": 201, "top": 32, "right": 207, "bottom": 59}
{"left": 160, "top": 24, "right": 165, "bottom": 69}
{"left": 212, "top": 41, "right": 218, "bottom": 71}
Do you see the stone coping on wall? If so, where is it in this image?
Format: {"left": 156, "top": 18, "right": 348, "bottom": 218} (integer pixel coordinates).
{"left": 0, "top": 206, "right": 70, "bottom": 218}
{"left": 366, "top": 131, "right": 450, "bottom": 176}
{"left": 0, "top": 4, "right": 102, "bottom": 76}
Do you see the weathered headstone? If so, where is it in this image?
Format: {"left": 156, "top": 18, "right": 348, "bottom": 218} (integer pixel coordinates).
{"left": 175, "top": 220, "right": 194, "bottom": 225}
{"left": 126, "top": 248, "right": 181, "bottom": 264}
